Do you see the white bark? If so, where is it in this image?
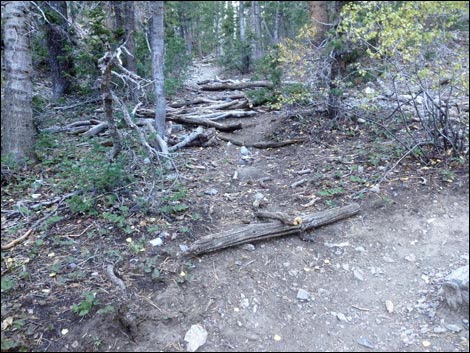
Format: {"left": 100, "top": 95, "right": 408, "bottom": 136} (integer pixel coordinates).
{"left": 150, "top": 1, "right": 166, "bottom": 140}
{"left": 1, "top": 1, "right": 35, "bottom": 162}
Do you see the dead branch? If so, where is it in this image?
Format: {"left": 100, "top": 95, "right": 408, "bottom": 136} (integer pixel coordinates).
{"left": 113, "top": 93, "right": 168, "bottom": 158}
{"left": 106, "top": 264, "right": 127, "bottom": 294}
{"left": 98, "top": 44, "right": 122, "bottom": 160}
{"left": 168, "top": 126, "right": 204, "bottom": 152}
{"left": 1, "top": 229, "right": 33, "bottom": 250}
{"left": 218, "top": 135, "right": 307, "bottom": 149}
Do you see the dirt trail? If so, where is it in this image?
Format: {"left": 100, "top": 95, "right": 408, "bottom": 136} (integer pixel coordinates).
{"left": 55, "top": 61, "right": 469, "bottom": 352}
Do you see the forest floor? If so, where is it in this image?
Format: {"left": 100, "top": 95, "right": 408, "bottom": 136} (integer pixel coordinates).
{"left": 1, "top": 60, "right": 469, "bottom": 352}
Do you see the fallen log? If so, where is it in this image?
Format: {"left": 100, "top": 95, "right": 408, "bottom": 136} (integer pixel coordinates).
{"left": 168, "top": 126, "right": 204, "bottom": 152}
{"left": 185, "top": 110, "right": 256, "bottom": 120}
{"left": 200, "top": 81, "right": 273, "bottom": 91}
{"left": 169, "top": 97, "right": 218, "bottom": 108}
{"left": 218, "top": 135, "right": 307, "bottom": 149}
{"left": 188, "top": 203, "right": 360, "bottom": 255}
{"left": 169, "top": 115, "right": 242, "bottom": 132}
{"left": 82, "top": 121, "right": 109, "bottom": 137}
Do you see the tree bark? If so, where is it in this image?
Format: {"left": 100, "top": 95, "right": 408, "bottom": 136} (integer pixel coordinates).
{"left": 308, "top": 1, "right": 329, "bottom": 44}
{"left": 98, "top": 45, "right": 122, "bottom": 160}
{"left": 178, "top": 2, "right": 193, "bottom": 55}
{"left": 1, "top": 1, "right": 36, "bottom": 163}
{"left": 150, "top": 1, "right": 167, "bottom": 140}
{"left": 43, "top": 1, "right": 74, "bottom": 100}
{"left": 239, "top": 1, "right": 250, "bottom": 73}
{"left": 112, "top": 1, "right": 124, "bottom": 41}
{"left": 124, "top": 1, "right": 137, "bottom": 101}
{"left": 328, "top": 1, "right": 345, "bottom": 120}
{"left": 251, "top": 1, "right": 263, "bottom": 60}
{"left": 273, "top": 1, "right": 281, "bottom": 44}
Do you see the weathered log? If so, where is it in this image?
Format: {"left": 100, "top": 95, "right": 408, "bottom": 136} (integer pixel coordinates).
{"left": 185, "top": 110, "right": 256, "bottom": 120}
{"left": 168, "top": 126, "right": 204, "bottom": 152}
{"left": 188, "top": 203, "right": 360, "bottom": 255}
{"left": 82, "top": 121, "right": 109, "bottom": 137}
{"left": 169, "top": 97, "right": 218, "bottom": 108}
{"left": 218, "top": 135, "right": 307, "bottom": 149}
{"left": 200, "top": 81, "right": 273, "bottom": 91}
{"left": 169, "top": 115, "right": 242, "bottom": 132}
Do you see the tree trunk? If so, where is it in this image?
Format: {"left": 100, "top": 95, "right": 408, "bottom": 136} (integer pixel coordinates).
{"left": 150, "top": 1, "right": 167, "bottom": 139}
{"left": 113, "top": 1, "right": 124, "bottom": 41}
{"left": 43, "top": 1, "right": 74, "bottom": 100}
{"left": 215, "top": 2, "right": 223, "bottom": 58}
{"left": 328, "top": 1, "right": 345, "bottom": 120}
{"left": 124, "top": 1, "right": 137, "bottom": 101}
{"left": 1, "top": 1, "right": 36, "bottom": 163}
{"left": 178, "top": 2, "right": 193, "bottom": 55}
{"left": 251, "top": 1, "right": 263, "bottom": 60}
{"left": 273, "top": 1, "right": 280, "bottom": 44}
{"left": 308, "top": 1, "right": 329, "bottom": 44}
{"left": 239, "top": 1, "right": 250, "bottom": 73}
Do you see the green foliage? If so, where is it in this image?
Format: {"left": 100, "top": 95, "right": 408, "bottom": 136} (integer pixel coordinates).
{"left": 164, "top": 36, "right": 191, "bottom": 96}
{"left": 159, "top": 184, "right": 189, "bottom": 215}
{"left": 97, "top": 305, "right": 115, "bottom": 315}
{"left": 255, "top": 47, "right": 283, "bottom": 86}
{"left": 102, "top": 206, "right": 132, "bottom": 234}
{"left": 1, "top": 275, "right": 15, "bottom": 293}
{"left": 135, "top": 30, "right": 190, "bottom": 98}
{"left": 246, "top": 88, "right": 278, "bottom": 106}
{"left": 278, "top": 83, "right": 312, "bottom": 107}
{"left": 341, "top": 1, "right": 468, "bottom": 62}
{"left": 72, "top": 292, "right": 99, "bottom": 317}
{"left": 34, "top": 134, "right": 132, "bottom": 215}
{"left": 318, "top": 187, "right": 345, "bottom": 197}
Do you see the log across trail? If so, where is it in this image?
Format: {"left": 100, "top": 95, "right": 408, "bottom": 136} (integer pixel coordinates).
{"left": 188, "top": 203, "right": 360, "bottom": 255}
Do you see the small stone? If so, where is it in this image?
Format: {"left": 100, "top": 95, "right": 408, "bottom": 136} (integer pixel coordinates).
{"left": 433, "top": 327, "right": 447, "bottom": 334}
{"left": 353, "top": 268, "right": 365, "bottom": 281}
{"left": 149, "top": 238, "right": 163, "bottom": 247}
{"left": 179, "top": 244, "right": 189, "bottom": 252}
{"left": 445, "top": 324, "right": 462, "bottom": 333}
{"left": 143, "top": 158, "right": 151, "bottom": 164}
{"left": 442, "top": 265, "right": 469, "bottom": 310}
{"left": 204, "top": 188, "right": 218, "bottom": 195}
{"left": 364, "top": 87, "right": 375, "bottom": 95}
{"left": 296, "top": 289, "right": 310, "bottom": 301}
{"left": 240, "top": 146, "right": 250, "bottom": 156}
{"left": 184, "top": 325, "right": 208, "bottom": 352}
{"left": 357, "top": 336, "right": 375, "bottom": 349}
{"left": 385, "top": 300, "right": 394, "bottom": 313}
{"left": 241, "top": 243, "right": 255, "bottom": 251}
{"left": 405, "top": 254, "right": 416, "bottom": 262}
{"left": 355, "top": 246, "right": 366, "bottom": 253}
{"left": 240, "top": 298, "right": 250, "bottom": 308}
